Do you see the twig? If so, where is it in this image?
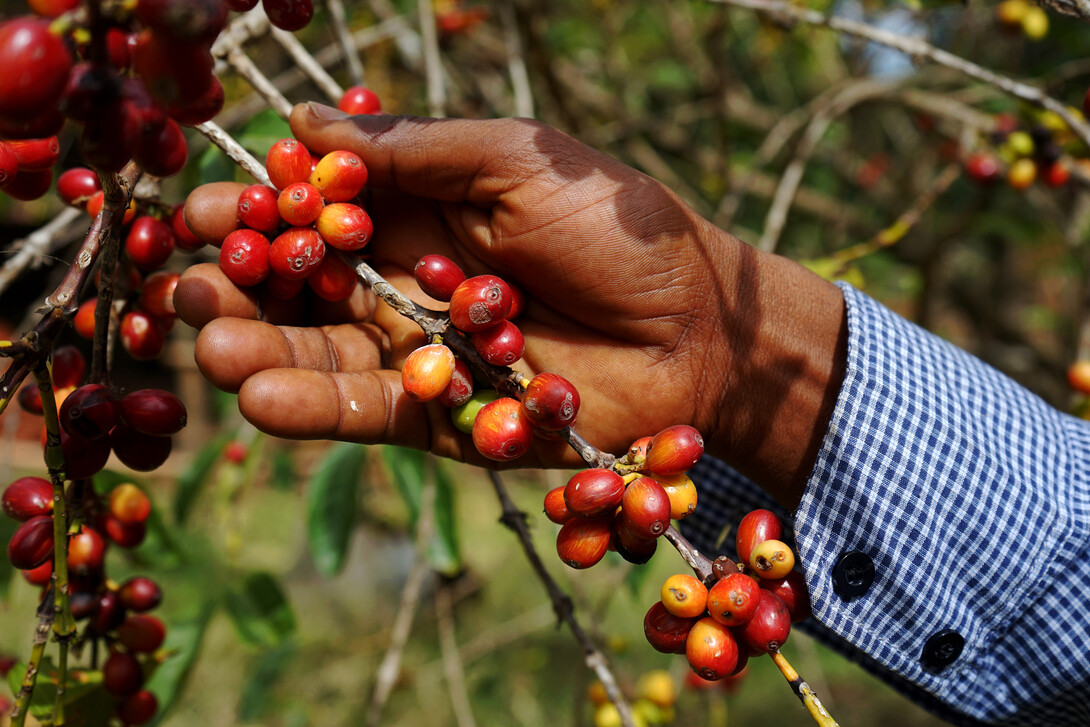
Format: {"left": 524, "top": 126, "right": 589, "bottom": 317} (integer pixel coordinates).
{"left": 89, "top": 171, "right": 124, "bottom": 384}
{"left": 435, "top": 581, "right": 478, "bottom": 727}
{"left": 486, "top": 471, "right": 636, "bottom": 727}
{"left": 271, "top": 27, "right": 343, "bottom": 103}
{"left": 769, "top": 649, "right": 840, "bottom": 727}
{"left": 1036, "top": 0, "right": 1090, "bottom": 21}
{"left": 194, "top": 121, "right": 274, "bottom": 188}
{"left": 222, "top": 46, "right": 293, "bottom": 119}
{"left": 417, "top": 0, "right": 446, "bottom": 118}
{"left": 322, "top": 0, "right": 366, "bottom": 86}
{"left": 0, "top": 208, "right": 85, "bottom": 298}
{"left": 499, "top": 0, "right": 533, "bottom": 118}
{"left": 711, "top": 0, "right": 1090, "bottom": 149}
{"left": 11, "top": 592, "right": 55, "bottom": 727}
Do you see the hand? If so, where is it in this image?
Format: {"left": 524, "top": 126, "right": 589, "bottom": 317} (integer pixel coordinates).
{"left": 175, "top": 103, "right": 846, "bottom": 506}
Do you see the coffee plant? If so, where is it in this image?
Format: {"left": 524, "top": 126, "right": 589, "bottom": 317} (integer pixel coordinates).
{"left": 1, "top": 0, "right": 1089, "bottom": 725}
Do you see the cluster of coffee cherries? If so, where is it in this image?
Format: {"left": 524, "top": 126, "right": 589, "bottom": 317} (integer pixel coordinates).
{"left": 213, "top": 137, "right": 373, "bottom": 302}
{"left": 587, "top": 670, "right": 678, "bottom": 727}
{"left": 965, "top": 111, "right": 1081, "bottom": 191}
{"left": 4, "top": 475, "right": 166, "bottom": 725}
{"left": 17, "top": 346, "right": 188, "bottom": 475}
{"left": 225, "top": 0, "right": 317, "bottom": 32}
{"left": 643, "top": 509, "right": 810, "bottom": 682}
{"left": 542, "top": 426, "right": 703, "bottom": 569}
{"left": 399, "top": 254, "right": 587, "bottom": 462}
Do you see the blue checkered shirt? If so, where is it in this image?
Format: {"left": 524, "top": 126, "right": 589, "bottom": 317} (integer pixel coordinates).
{"left": 680, "top": 282, "right": 1090, "bottom": 726}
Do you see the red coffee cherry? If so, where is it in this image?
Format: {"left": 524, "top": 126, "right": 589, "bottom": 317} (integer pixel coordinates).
{"left": 22, "top": 560, "right": 52, "bottom": 587}
{"left": 119, "top": 576, "right": 162, "bottom": 612}
{"left": 315, "top": 202, "right": 373, "bottom": 251}
{"left": 685, "top": 617, "right": 739, "bottom": 681}
{"left": 269, "top": 227, "right": 325, "bottom": 280}
{"left": 167, "top": 75, "right": 224, "bottom": 126}
{"left": 437, "top": 358, "right": 474, "bottom": 408}
{"left": 61, "top": 428, "right": 112, "bottom": 480}
{"left": 473, "top": 321, "right": 524, "bottom": 366}
{"left": 57, "top": 167, "right": 101, "bottom": 206}
{"left": 73, "top": 299, "right": 97, "bottom": 339}
{"left": 645, "top": 425, "right": 704, "bottom": 476}
{"left": 120, "top": 311, "right": 167, "bottom": 361}
{"left": 471, "top": 397, "right": 534, "bottom": 461}
{"left": 237, "top": 184, "right": 281, "bottom": 233}
{"left": 110, "top": 424, "right": 172, "bottom": 472}
{"left": 543, "top": 486, "right": 572, "bottom": 525}
{"left": 109, "top": 483, "right": 152, "bottom": 525}
{"left": 103, "top": 652, "right": 144, "bottom": 696}
{"left": 136, "top": 0, "right": 227, "bottom": 43}
{"left": 307, "top": 253, "right": 358, "bottom": 302}
{"left": 171, "top": 204, "right": 204, "bottom": 252}
{"left": 563, "top": 469, "right": 625, "bottom": 518}
{"left": 338, "top": 85, "right": 382, "bottom": 115}
{"left": 7, "top": 137, "right": 60, "bottom": 171}
{"left": 140, "top": 271, "right": 180, "bottom": 320}
{"left": 3, "top": 476, "right": 53, "bottom": 521}
{"left": 262, "top": 0, "right": 314, "bottom": 31}
{"left": 125, "top": 216, "right": 175, "bottom": 272}
{"left": 449, "top": 275, "right": 512, "bottom": 332}
{"left": 414, "top": 254, "right": 466, "bottom": 302}
{"left": 506, "top": 283, "right": 525, "bottom": 320}
{"left": 3, "top": 168, "right": 53, "bottom": 201}
{"left": 0, "top": 17, "right": 73, "bottom": 120}
{"left": 120, "top": 389, "right": 187, "bottom": 436}
{"left": 707, "top": 572, "right": 761, "bottom": 626}
{"left": 277, "top": 182, "right": 324, "bottom": 226}
{"left": 0, "top": 143, "right": 18, "bottom": 188}
{"left": 759, "top": 570, "right": 811, "bottom": 623}
{"left": 401, "top": 344, "right": 456, "bottom": 402}
{"left": 652, "top": 473, "right": 698, "bottom": 521}
{"left": 555, "top": 515, "right": 612, "bottom": 569}
{"left": 610, "top": 519, "right": 658, "bottom": 565}
{"left": 67, "top": 527, "right": 107, "bottom": 574}
{"left": 660, "top": 574, "right": 709, "bottom": 619}
{"left": 88, "top": 589, "right": 125, "bottom": 633}
{"left": 223, "top": 441, "right": 247, "bottom": 464}
{"left": 104, "top": 516, "right": 147, "bottom": 549}
{"left": 965, "top": 152, "right": 1000, "bottom": 185}
{"left": 85, "top": 190, "right": 137, "bottom": 224}
{"left": 7, "top": 515, "right": 54, "bottom": 570}
{"left": 59, "top": 384, "right": 120, "bottom": 440}
{"left": 131, "top": 30, "right": 214, "bottom": 107}
{"left": 308, "top": 150, "right": 368, "bottom": 202}
{"left": 735, "top": 509, "right": 782, "bottom": 564}
{"left": 618, "top": 476, "right": 671, "bottom": 539}
{"left": 134, "top": 118, "right": 188, "bottom": 178}
{"left": 118, "top": 613, "right": 166, "bottom": 653}
{"left": 17, "top": 384, "right": 43, "bottom": 415}
{"left": 739, "top": 589, "right": 791, "bottom": 654}
{"left": 220, "top": 228, "right": 272, "bottom": 287}
{"left": 225, "top": 0, "right": 258, "bottom": 10}
{"left": 643, "top": 601, "right": 697, "bottom": 654}
{"left": 266, "top": 138, "right": 313, "bottom": 190}
{"left": 119, "top": 690, "right": 158, "bottom": 726}
{"left": 521, "top": 373, "right": 580, "bottom": 431}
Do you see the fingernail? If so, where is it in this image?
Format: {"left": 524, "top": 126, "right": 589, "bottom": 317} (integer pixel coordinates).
{"left": 307, "top": 102, "right": 350, "bottom": 121}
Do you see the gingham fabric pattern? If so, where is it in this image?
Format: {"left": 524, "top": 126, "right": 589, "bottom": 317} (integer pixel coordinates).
{"left": 680, "top": 282, "right": 1090, "bottom": 726}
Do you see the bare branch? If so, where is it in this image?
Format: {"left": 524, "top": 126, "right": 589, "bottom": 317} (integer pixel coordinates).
{"left": 219, "top": 45, "right": 293, "bottom": 118}
{"left": 436, "top": 581, "right": 478, "bottom": 727}
{"left": 1036, "top": 0, "right": 1090, "bottom": 21}
{"left": 499, "top": 0, "right": 534, "bottom": 118}
{"left": 418, "top": 0, "right": 447, "bottom": 118}
{"left": 271, "top": 27, "right": 344, "bottom": 102}
{"left": 194, "top": 121, "right": 274, "bottom": 188}
{"left": 0, "top": 208, "right": 85, "bottom": 298}
{"left": 322, "top": 0, "right": 366, "bottom": 86}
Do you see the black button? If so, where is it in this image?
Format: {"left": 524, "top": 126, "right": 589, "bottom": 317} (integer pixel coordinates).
{"left": 920, "top": 630, "right": 964, "bottom": 673}
{"left": 831, "top": 551, "right": 874, "bottom": 601}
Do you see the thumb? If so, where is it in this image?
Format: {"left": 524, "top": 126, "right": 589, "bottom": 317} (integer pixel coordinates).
{"left": 289, "top": 103, "right": 545, "bottom": 205}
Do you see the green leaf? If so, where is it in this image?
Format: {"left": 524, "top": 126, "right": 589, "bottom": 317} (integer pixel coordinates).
{"left": 0, "top": 516, "right": 17, "bottom": 598}
{"left": 145, "top": 604, "right": 215, "bottom": 724}
{"left": 6, "top": 655, "right": 111, "bottom": 723}
{"left": 7, "top": 661, "right": 25, "bottom": 698}
{"left": 238, "top": 109, "right": 292, "bottom": 159}
{"left": 269, "top": 446, "right": 296, "bottom": 491}
{"left": 173, "top": 433, "right": 233, "bottom": 525}
{"left": 236, "top": 641, "right": 297, "bottom": 721}
{"left": 305, "top": 443, "right": 366, "bottom": 576}
{"left": 196, "top": 143, "right": 236, "bottom": 185}
{"left": 223, "top": 571, "right": 297, "bottom": 648}
{"left": 428, "top": 464, "right": 462, "bottom": 576}
{"left": 91, "top": 469, "right": 145, "bottom": 496}
{"left": 382, "top": 446, "right": 426, "bottom": 525}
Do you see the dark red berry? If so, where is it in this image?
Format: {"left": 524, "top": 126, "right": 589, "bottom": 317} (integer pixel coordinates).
{"left": 119, "top": 577, "right": 162, "bottom": 612}
{"left": 59, "top": 384, "right": 120, "bottom": 440}
{"left": 735, "top": 509, "right": 783, "bottom": 564}
{"left": 52, "top": 345, "right": 85, "bottom": 388}
{"left": 563, "top": 469, "right": 625, "bottom": 518}
{"left": 262, "top": 0, "right": 314, "bottom": 31}
{"left": 739, "top": 589, "right": 791, "bottom": 654}
{"left": 437, "top": 358, "right": 474, "bottom": 408}
{"left": 22, "top": 560, "right": 52, "bottom": 587}
{"left": 18, "top": 384, "right": 43, "bottom": 414}
{"left": 618, "top": 476, "right": 671, "bottom": 539}
{"left": 118, "top": 690, "right": 158, "bottom": 726}
{"left": 126, "top": 216, "right": 175, "bottom": 272}
{"left": 307, "top": 253, "right": 357, "bottom": 302}
{"left": 89, "top": 589, "right": 126, "bottom": 633}
{"left": 80, "top": 100, "right": 139, "bottom": 173}
{"left": 414, "top": 254, "right": 466, "bottom": 302}
{"left": 61, "top": 428, "right": 112, "bottom": 479}
{"left": 118, "top": 613, "right": 166, "bottom": 653}
{"left": 760, "top": 570, "right": 811, "bottom": 623}
{"left": 610, "top": 518, "right": 658, "bottom": 565}
{"left": 0, "top": 143, "right": 17, "bottom": 188}
{"left": 2, "top": 476, "right": 53, "bottom": 521}
{"left": 131, "top": 30, "right": 214, "bottom": 107}
{"left": 120, "top": 311, "right": 167, "bottom": 361}
{"left": 167, "top": 75, "right": 224, "bottom": 126}
{"left": 644, "top": 601, "right": 697, "bottom": 655}
{"left": 172, "top": 203, "right": 204, "bottom": 252}
{"left": 7, "top": 515, "right": 54, "bottom": 570}
{"left": 521, "top": 373, "right": 580, "bottom": 431}
{"left": 134, "top": 118, "right": 188, "bottom": 178}
{"left": 104, "top": 516, "right": 147, "bottom": 549}
{"left": 0, "top": 17, "right": 73, "bottom": 121}
{"left": 103, "top": 652, "right": 144, "bottom": 696}
{"left": 225, "top": 0, "right": 259, "bottom": 9}
{"left": 2, "top": 168, "right": 53, "bottom": 200}
{"left": 473, "top": 321, "right": 524, "bottom": 366}
{"left": 120, "top": 389, "right": 187, "bottom": 436}
{"left": 136, "top": 0, "right": 227, "bottom": 43}
{"left": 110, "top": 424, "right": 172, "bottom": 471}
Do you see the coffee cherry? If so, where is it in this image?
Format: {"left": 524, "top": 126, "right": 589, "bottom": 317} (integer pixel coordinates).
{"left": 735, "top": 509, "right": 782, "bottom": 563}
{"left": 402, "top": 344, "right": 456, "bottom": 402}
{"left": 965, "top": 153, "right": 1000, "bottom": 185}
{"left": 120, "top": 311, "right": 167, "bottom": 361}
{"left": 1042, "top": 161, "right": 1070, "bottom": 188}
{"left": 277, "top": 182, "right": 324, "bottom": 226}
{"left": 263, "top": 0, "right": 314, "bottom": 30}
{"left": 307, "top": 253, "right": 358, "bottom": 302}
{"left": 1068, "top": 360, "right": 1090, "bottom": 395}
{"left": 67, "top": 527, "right": 107, "bottom": 574}
{"left": 119, "top": 690, "right": 158, "bottom": 726}
{"left": 27, "top": 0, "right": 80, "bottom": 17}
{"left": 437, "top": 358, "right": 474, "bottom": 408}
{"left": 645, "top": 425, "right": 703, "bottom": 476}
{"left": 563, "top": 469, "right": 625, "bottom": 518}
{"left": 521, "top": 373, "right": 580, "bottom": 431}
{"left": 309, "top": 150, "right": 368, "bottom": 202}
{"left": 104, "top": 516, "right": 147, "bottom": 549}
{"left": 628, "top": 436, "right": 652, "bottom": 463}
{"left": 89, "top": 589, "right": 126, "bottom": 633}
{"left": 59, "top": 384, "right": 120, "bottom": 440}
{"left": 81, "top": 99, "right": 140, "bottom": 173}
{"left": 22, "top": 560, "right": 52, "bottom": 587}
{"left": 707, "top": 572, "right": 761, "bottom": 626}
{"left": 338, "top": 85, "right": 382, "bottom": 115}
{"left": 685, "top": 617, "right": 739, "bottom": 681}
{"left": 651, "top": 473, "right": 697, "bottom": 520}
{"left": 119, "top": 577, "right": 162, "bottom": 612}
{"left": 643, "top": 601, "right": 696, "bottom": 654}
{"left": 0, "top": 143, "right": 20, "bottom": 188}
{"left": 167, "top": 75, "right": 224, "bottom": 126}
{"left": 472, "top": 397, "right": 534, "bottom": 461}
{"left": 220, "top": 229, "right": 271, "bottom": 287}
{"left": 749, "top": 539, "right": 795, "bottom": 580}
{"left": 134, "top": 118, "right": 188, "bottom": 178}
{"left": 120, "top": 389, "right": 187, "bottom": 436}
{"left": 104, "top": 652, "right": 144, "bottom": 696}
{"left": 1008, "top": 158, "right": 1037, "bottom": 190}
{"left": 235, "top": 184, "right": 280, "bottom": 233}
{"left": 118, "top": 613, "right": 166, "bottom": 653}
{"left": 3, "top": 476, "right": 53, "bottom": 521}
{"left": 61, "top": 428, "right": 112, "bottom": 479}
{"left": 264, "top": 273, "right": 306, "bottom": 300}
{"left": 140, "top": 271, "right": 180, "bottom": 320}
{"left": 7, "top": 137, "right": 59, "bottom": 171}
{"left": 449, "top": 275, "right": 513, "bottom": 332}
{"left": 759, "top": 570, "right": 811, "bottom": 623}
{"left": 110, "top": 424, "right": 172, "bottom": 471}
{"left": 3, "top": 168, "right": 52, "bottom": 200}
{"left": 414, "top": 254, "right": 465, "bottom": 302}
{"left": 739, "top": 590, "right": 791, "bottom": 653}
{"left": 315, "top": 202, "right": 373, "bottom": 251}
{"left": 126, "top": 216, "right": 175, "bottom": 272}
{"left": 225, "top": 0, "right": 258, "bottom": 9}
{"left": 57, "top": 168, "right": 101, "bottom": 206}
{"left": 171, "top": 203, "right": 204, "bottom": 252}
{"left": 224, "top": 441, "right": 247, "bottom": 464}
{"left": 451, "top": 390, "right": 498, "bottom": 434}
{"left": 73, "top": 299, "right": 97, "bottom": 339}
{"left": 270, "top": 227, "right": 325, "bottom": 280}
{"left": 136, "top": 0, "right": 227, "bottom": 44}
{"left": 131, "top": 30, "right": 214, "bottom": 107}
{"left": 109, "top": 483, "right": 152, "bottom": 525}
{"left": 266, "top": 138, "right": 313, "bottom": 190}
{"left": 610, "top": 518, "right": 658, "bottom": 565}
{"left": 555, "top": 515, "right": 612, "bottom": 569}
{"left": 618, "top": 476, "right": 671, "bottom": 539}
{"left": 0, "top": 18, "right": 73, "bottom": 121}
{"left": 17, "top": 384, "right": 43, "bottom": 415}
{"left": 7, "top": 515, "right": 54, "bottom": 570}
{"left": 543, "top": 486, "right": 572, "bottom": 525}
{"left": 86, "top": 191, "right": 137, "bottom": 223}
{"left": 660, "top": 574, "right": 708, "bottom": 619}
{"left": 473, "top": 321, "right": 524, "bottom": 366}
